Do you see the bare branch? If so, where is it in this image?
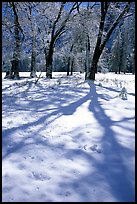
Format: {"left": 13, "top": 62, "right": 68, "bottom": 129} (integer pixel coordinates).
{"left": 90, "top": 2, "right": 99, "bottom": 10}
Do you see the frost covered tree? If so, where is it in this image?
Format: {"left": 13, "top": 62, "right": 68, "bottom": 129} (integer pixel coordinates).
{"left": 2, "top": 2, "right": 134, "bottom": 79}
{"left": 110, "top": 6, "right": 135, "bottom": 74}
{"left": 2, "top": 3, "right": 14, "bottom": 73}
{"left": 56, "top": 3, "right": 99, "bottom": 75}
{"left": 22, "top": 2, "right": 40, "bottom": 78}
{"left": 2, "top": 2, "right": 24, "bottom": 79}
{"left": 120, "top": 11, "right": 135, "bottom": 74}
{"left": 37, "top": 2, "right": 82, "bottom": 79}
{"left": 109, "top": 27, "right": 122, "bottom": 73}
{"left": 85, "top": 2, "right": 132, "bottom": 80}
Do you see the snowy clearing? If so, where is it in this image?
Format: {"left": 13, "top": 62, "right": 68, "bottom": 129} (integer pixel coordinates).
{"left": 2, "top": 72, "right": 135, "bottom": 202}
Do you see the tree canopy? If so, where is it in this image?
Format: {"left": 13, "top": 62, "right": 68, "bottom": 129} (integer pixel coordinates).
{"left": 2, "top": 2, "right": 135, "bottom": 79}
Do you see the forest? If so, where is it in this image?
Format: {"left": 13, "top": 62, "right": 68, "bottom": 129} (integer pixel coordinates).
{"left": 2, "top": 2, "right": 135, "bottom": 80}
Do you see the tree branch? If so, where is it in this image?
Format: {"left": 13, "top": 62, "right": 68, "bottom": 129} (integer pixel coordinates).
{"left": 100, "top": 2, "right": 131, "bottom": 51}
{"left": 10, "top": 2, "right": 25, "bottom": 41}
{"left": 52, "top": 2, "right": 66, "bottom": 38}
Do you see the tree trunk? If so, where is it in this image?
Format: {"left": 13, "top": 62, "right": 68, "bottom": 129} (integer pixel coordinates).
{"left": 118, "top": 65, "right": 121, "bottom": 74}
{"left": 44, "top": 3, "right": 81, "bottom": 79}
{"left": 85, "top": 3, "right": 108, "bottom": 80}
{"left": 12, "top": 24, "right": 20, "bottom": 79}
{"left": 27, "top": 4, "right": 37, "bottom": 78}
{"left": 118, "top": 29, "right": 123, "bottom": 74}
{"left": 132, "top": 50, "right": 135, "bottom": 74}
{"left": 46, "top": 42, "right": 54, "bottom": 79}
{"left": 67, "top": 57, "right": 70, "bottom": 76}
{"left": 85, "top": 49, "right": 102, "bottom": 80}
{"left": 85, "top": 34, "right": 90, "bottom": 73}
{"left": 85, "top": 2, "right": 131, "bottom": 81}
{"left": 30, "top": 37, "right": 37, "bottom": 78}
{"left": 11, "top": 2, "right": 21, "bottom": 79}
{"left": 67, "top": 43, "right": 74, "bottom": 76}
{"left": 70, "top": 59, "right": 74, "bottom": 75}
{"left": 13, "top": 56, "right": 20, "bottom": 79}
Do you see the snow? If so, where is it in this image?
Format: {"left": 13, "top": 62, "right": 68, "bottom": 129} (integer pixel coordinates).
{"left": 2, "top": 72, "right": 135, "bottom": 202}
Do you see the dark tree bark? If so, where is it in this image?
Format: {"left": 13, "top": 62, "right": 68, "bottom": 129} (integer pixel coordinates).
{"left": 46, "top": 3, "right": 65, "bottom": 79}
{"left": 30, "top": 43, "right": 36, "bottom": 78}
{"left": 67, "top": 43, "right": 74, "bottom": 76}
{"left": 85, "top": 2, "right": 109, "bottom": 80}
{"left": 10, "top": 2, "right": 21, "bottom": 79}
{"left": 85, "top": 2, "right": 131, "bottom": 80}
{"left": 132, "top": 49, "right": 135, "bottom": 74}
{"left": 67, "top": 57, "right": 71, "bottom": 76}
{"left": 46, "top": 40, "right": 54, "bottom": 79}
{"left": 85, "top": 34, "right": 90, "bottom": 75}
{"left": 70, "top": 59, "right": 74, "bottom": 75}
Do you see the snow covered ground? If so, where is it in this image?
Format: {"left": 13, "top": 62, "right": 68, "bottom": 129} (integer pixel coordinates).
{"left": 2, "top": 72, "right": 135, "bottom": 202}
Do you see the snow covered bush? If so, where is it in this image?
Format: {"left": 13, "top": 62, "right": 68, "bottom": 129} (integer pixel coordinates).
{"left": 57, "top": 78, "right": 61, "bottom": 85}
{"left": 119, "top": 87, "right": 127, "bottom": 100}
{"left": 98, "top": 82, "right": 102, "bottom": 87}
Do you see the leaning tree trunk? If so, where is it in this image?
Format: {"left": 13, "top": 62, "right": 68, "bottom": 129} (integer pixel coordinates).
{"left": 85, "top": 2, "right": 108, "bottom": 80}
{"left": 85, "top": 2, "right": 131, "bottom": 81}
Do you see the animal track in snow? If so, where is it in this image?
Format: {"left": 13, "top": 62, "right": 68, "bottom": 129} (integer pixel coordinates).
{"left": 7, "top": 121, "right": 13, "bottom": 125}
{"left": 83, "top": 144, "right": 102, "bottom": 153}
{"left": 31, "top": 172, "right": 51, "bottom": 181}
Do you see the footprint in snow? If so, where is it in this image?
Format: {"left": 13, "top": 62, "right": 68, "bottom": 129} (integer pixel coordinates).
{"left": 84, "top": 144, "right": 102, "bottom": 153}
{"left": 32, "top": 172, "right": 51, "bottom": 181}
{"left": 89, "top": 144, "right": 98, "bottom": 151}
{"left": 7, "top": 121, "right": 13, "bottom": 125}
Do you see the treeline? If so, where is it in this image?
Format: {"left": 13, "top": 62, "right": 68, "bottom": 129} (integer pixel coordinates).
{"left": 2, "top": 2, "right": 135, "bottom": 80}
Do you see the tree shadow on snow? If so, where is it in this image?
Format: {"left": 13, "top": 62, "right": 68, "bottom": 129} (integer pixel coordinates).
{"left": 57, "top": 81, "right": 135, "bottom": 202}
{"left": 2, "top": 79, "right": 135, "bottom": 202}
{"left": 87, "top": 81, "right": 135, "bottom": 201}
{"left": 2, "top": 80, "right": 89, "bottom": 158}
